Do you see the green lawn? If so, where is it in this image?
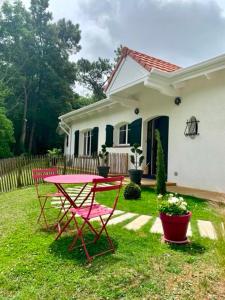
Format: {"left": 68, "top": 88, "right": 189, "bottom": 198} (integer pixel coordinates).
{"left": 0, "top": 185, "right": 225, "bottom": 299}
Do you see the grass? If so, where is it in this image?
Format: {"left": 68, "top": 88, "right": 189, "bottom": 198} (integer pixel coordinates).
{"left": 0, "top": 185, "right": 225, "bottom": 299}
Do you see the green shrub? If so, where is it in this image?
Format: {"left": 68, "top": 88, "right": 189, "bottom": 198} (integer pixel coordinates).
{"left": 124, "top": 182, "right": 141, "bottom": 200}
{"left": 155, "top": 129, "right": 166, "bottom": 195}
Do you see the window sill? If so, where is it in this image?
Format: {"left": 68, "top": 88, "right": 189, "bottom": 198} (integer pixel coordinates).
{"left": 113, "top": 145, "right": 130, "bottom": 148}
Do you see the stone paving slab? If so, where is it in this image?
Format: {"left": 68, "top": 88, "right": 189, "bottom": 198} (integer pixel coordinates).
{"left": 187, "top": 223, "right": 192, "bottom": 237}
{"left": 197, "top": 220, "right": 217, "bottom": 240}
{"left": 150, "top": 217, "right": 163, "bottom": 234}
{"left": 108, "top": 212, "right": 137, "bottom": 225}
{"left": 91, "top": 210, "right": 125, "bottom": 221}
{"left": 124, "top": 215, "right": 152, "bottom": 231}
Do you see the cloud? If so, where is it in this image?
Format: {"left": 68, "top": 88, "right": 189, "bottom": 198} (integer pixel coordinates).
{"left": 20, "top": 0, "right": 225, "bottom": 66}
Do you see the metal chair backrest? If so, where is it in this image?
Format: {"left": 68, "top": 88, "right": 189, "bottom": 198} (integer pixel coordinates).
{"left": 32, "top": 168, "right": 59, "bottom": 197}
{"left": 85, "top": 176, "right": 124, "bottom": 219}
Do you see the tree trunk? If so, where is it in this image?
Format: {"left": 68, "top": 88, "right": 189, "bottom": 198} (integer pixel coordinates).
{"left": 19, "top": 85, "right": 28, "bottom": 153}
{"left": 28, "top": 121, "right": 36, "bottom": 153}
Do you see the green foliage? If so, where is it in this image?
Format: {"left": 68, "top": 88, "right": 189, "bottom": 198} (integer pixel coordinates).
{"left": 155, "top": 129, "right": 166, "bottom": 195}
{"left": 158, "top": 193, "right": 189, "bottom": 216}
{"left": 47, "top": 148, "right": 62, "bottom": 157}
{"left": 124, "top": 182, "right": 141, "bottom": 199}
{"left": 0, "top": 0, "right": 81, "bottom": 154}
{"left": 98, "top": 144, "right": 109, "bottom": 166}
{"left": 71, "top": 93, "right": 96, "bottom": 110}
{"left": 0, "top": 83, "right": 14, "bottom": 158}
{"left": 113, "top": 44, "right": 123, "bottom": 65}
{"left": 76, "top": 57, "right": 112, "bottom": 101}
{"left": 130, "top": 143, "right": 144, "bottom": 170}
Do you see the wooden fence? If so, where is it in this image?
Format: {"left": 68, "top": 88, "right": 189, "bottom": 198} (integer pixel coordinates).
{"left": 0, "top": 153, "right": 128, "bottom": 193}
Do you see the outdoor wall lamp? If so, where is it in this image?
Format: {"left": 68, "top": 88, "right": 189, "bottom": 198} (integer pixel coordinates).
{"left": 174, "top": 97, "right": 182, "bottom": 105}
{"left": 134, "top": 108, "right": 140, "bottom": 115}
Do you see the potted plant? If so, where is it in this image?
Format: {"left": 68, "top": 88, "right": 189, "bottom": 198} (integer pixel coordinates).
{"left": 129, "top": 143, "right": 144, "bottom": 185}
{"left": 98, "top": 144, "right": 110, "bottom": 178}
{"left": 47, "top": 148, "right": 62, "bottom": 166}
{"left": 158, "top": 193, "right": 192, "bottom": 244}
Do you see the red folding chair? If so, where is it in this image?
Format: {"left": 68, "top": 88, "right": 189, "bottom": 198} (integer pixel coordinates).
{"left": 67, "top": 176, "right": 124, "bottom": 263}
{"left": 32, "top": 168, "right": 65, "bottom": 228}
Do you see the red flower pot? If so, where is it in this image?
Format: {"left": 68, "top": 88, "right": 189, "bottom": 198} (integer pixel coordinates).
{"left": 160, "top": 212, "right": 192, "bottom": 244}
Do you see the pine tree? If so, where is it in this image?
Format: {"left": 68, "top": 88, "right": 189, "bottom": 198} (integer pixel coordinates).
{"left": 155, "top": 129, "right": 166, "bottom": 195}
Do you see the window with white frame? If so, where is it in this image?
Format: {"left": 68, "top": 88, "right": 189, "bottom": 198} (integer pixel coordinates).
{"left": 119, "top": 124, "right": 129, "bottom": 145}
{"left": 83, "top": 130, "right": 92, "bottom": 156}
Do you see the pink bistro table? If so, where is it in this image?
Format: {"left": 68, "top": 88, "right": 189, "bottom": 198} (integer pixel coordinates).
{"left": 44, "top": 174, "right": 103, "bottom": 239}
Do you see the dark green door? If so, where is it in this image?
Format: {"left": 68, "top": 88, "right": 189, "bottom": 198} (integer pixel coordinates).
{"left": 146, "top": 116, "right": 169, "bottom": 178}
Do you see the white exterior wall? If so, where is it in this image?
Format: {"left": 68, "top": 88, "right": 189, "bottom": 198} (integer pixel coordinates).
{"left": 108, "top": 56, "right": 149, "bottom": 94}
{"left": 62, "top": 60, "right": 225, "bottom": 193}
{"left": 70, "top": 105, "right": 134, "bottom": 157}
{"left": 168, "top": 70, "right": 225, "bottom": 193}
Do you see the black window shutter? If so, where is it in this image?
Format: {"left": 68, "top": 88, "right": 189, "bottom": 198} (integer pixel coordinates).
{"left": 74, "top": 130, "right": 79, "bottom": 156}
{"left": 91, "top": 127, "right": 99, "bottom": 156}
{"left": 128, "top": 123, "right": 131, "bottom": 144}
{"left": 128, "top": 118, "right": 142, "bottom": 146}
{"left": 105, "top": 125, "right": 114, "bottom": 147}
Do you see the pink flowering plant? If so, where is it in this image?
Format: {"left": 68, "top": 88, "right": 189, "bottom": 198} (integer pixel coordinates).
{"left": 158, "top": 193, "right": 189, "bottom": 216}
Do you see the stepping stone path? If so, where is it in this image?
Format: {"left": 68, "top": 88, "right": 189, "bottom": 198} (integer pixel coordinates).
{"left": 197, "top": 220, "right": 217, "bottom": 240}
{"left": 108, "top": 212, "right": 137, "bottom": 225}
{"left": 124, "top": 215, "right": 152, "bottom": 231}
{"left": 150, "top": 217, "right": 163, "bottom": 234}
{"left": 51, "top": 186, "right": 221, "bottom": 240}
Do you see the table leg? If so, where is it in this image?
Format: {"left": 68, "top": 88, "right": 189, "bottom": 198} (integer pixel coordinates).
{"left": 53, "top": 182, "right": 91, "bottom": 236}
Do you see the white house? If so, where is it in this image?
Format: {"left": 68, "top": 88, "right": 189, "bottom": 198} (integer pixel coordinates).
{"left": 58, "top": 47, "right": 225, "bottom": 193}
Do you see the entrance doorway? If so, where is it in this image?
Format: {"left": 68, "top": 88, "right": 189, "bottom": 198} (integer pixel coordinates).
{"left": 146, "top": 116, "right": 169, "bottom": 178}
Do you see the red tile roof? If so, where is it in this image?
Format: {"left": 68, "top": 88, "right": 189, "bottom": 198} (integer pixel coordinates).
{"left": 105, "top": 47, "right": 181, "bottom": 91}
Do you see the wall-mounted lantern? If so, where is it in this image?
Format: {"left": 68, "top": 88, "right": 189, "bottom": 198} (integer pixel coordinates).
{"left": 174, "top": 97, "right": 182, "bottom": 105}
{"left": 184, "top": 116, "right": 199, "bottom": 138}
{"left": 134, "top": 108, "right": 140, "bottom": 115}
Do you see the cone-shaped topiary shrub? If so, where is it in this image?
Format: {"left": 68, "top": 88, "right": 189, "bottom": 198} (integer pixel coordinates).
{"left": 124, "top": 182, "right": 141, "bottom": 199}
{"left": 155, "top": 129, "right": 166, "bottom": 195}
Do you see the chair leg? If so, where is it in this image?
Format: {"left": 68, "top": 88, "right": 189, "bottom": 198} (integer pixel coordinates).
{"left": 68, "top": 215, "right": 81, "bottom": 251}
{"left": 93, "top": 216, "right": 115, "bottom": 252}
{"left": 37, "top": 197, "right": 49, "bottom": 228}
{"left": 101, "top": 220, "right": 115, "bottom": 252}
{"left": 80, "top": 232, "right": 92, "bottom": 263}
{"left": 68, "top": 218, "right": 93, "bottom": 262}
{"left": 55, "top": 214, "right": 74, "bottom": 240}
{"left": 57, "top": 197, "right": 69, "bottom": 221}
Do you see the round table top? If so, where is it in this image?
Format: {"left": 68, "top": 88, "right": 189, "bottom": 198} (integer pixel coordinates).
{"left": 44, "top": 174, "right": 103, "bottom": 184}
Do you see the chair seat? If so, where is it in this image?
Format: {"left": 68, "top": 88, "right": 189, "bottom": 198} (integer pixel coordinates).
{"left": 70, "top": 204, "right": 113, "bottom": 219}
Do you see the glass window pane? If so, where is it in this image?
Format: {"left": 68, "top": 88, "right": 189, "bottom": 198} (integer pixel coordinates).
{"left": 84, "top": 132, "right": 87, "bottom": 155}
{"left": 87, "top": 131, "right": 91, "bottom": 155}
{"left": 119, "top": 125, "right": 127, "bottom": 144}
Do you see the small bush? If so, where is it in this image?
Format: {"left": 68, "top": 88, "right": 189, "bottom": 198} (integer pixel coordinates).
{"left": 155, "top": 129, "right": 166, "bottom": 195}
{"left": 124, "top": 182, "right": 141, "bottom": 200}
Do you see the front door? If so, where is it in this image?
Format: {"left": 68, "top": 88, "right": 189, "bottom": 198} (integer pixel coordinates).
{"left": 146, "top": 116, "right": 169, "bottom": 178}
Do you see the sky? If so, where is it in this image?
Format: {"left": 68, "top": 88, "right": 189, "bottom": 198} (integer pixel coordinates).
{"left": 17, "top": 0, "right": 225, "bottom": 68}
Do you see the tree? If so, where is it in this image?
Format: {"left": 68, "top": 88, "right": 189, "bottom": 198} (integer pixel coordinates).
{"left": 0, "top": 0, "right": 81, "bottom": 154}
{"left": 114, "top": 44, "right": 123, "bottom": 65}
{"left": 76, "top": 58, "right": 112, "bottom": 101}
{"left": 0, "top": 83, "right": 14, "bottom": 158}
{"left": 70, "top": 93, "right": 96, "bottom": 110}
{"left": 155, "top": 129, "right": 166, "bottom": 195}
